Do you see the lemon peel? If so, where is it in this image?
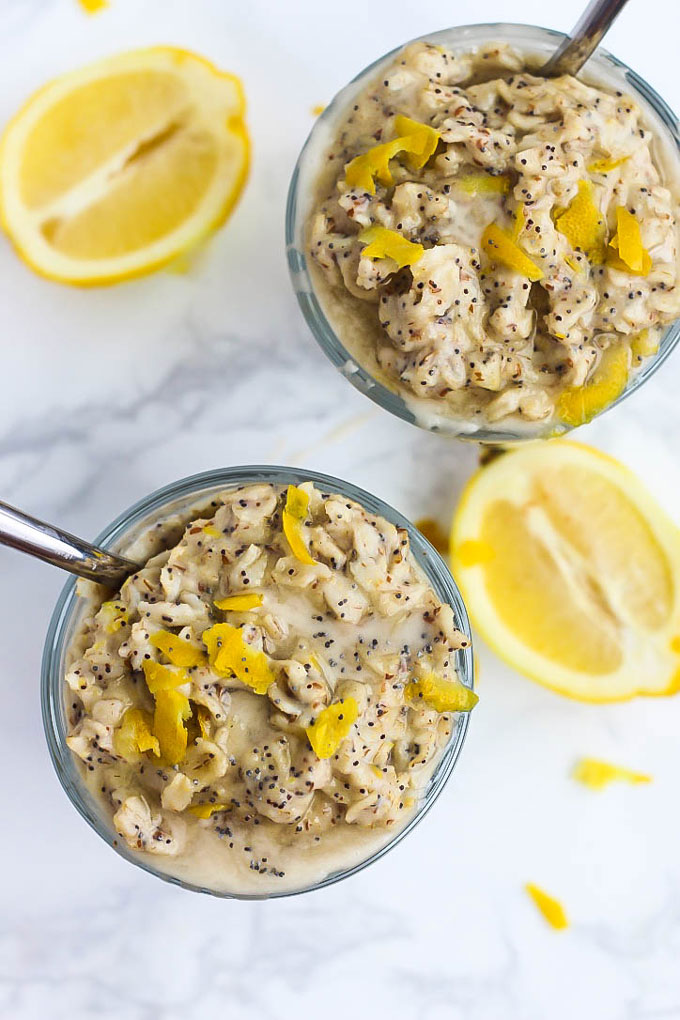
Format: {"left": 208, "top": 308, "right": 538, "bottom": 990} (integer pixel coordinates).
{"left": 555, "top": 180, "right": 606, "bottom": 263}
{"left": 572, "top": 758, "right": 651, "bottom": 789}
{"left": 282, "top": 485, "right": 316, "bottom": 565}
{"left": 114, "top": 708, "right": 160, "bottom": 759}
{"left": 587, "top": 155, "right": 629, "bottom": 173}
{"left": 143, "top": 660, "right": 190, "bottom": 694}
{"left": 306, "top": 698, "right": 359, "bottom": 759}
{"left": 481, "top": 222, "right": 543, "bottom": 281}
{"left": 202, "top": 622, "right": 274, "bottom": 695}
{"left": 345, "top": 116, "right": 440, "bottom": 193}
{"left": 202, "top": 524, "right": 221, "bottom": 537}
{"left": 214, "top": 593, "right": 264, "bottom": 611}
{"left": 406, "top": 672, "right": 478, "bottom": 713}
{"left": 153, "top": 688, "right": 191, "bottom": 765}
{"left": 359, "top": 225, "right": 424, "bottom": 269}
{"left": 607, "top": 207, "right": 651, "bottom": 275}
{"left": 525, "top": 884, "right": 569, "bottom": 930}
{"left": 456, "top": 172, "right": 510, "bottom": 196}
{"left": 150, "top": 631, "right": 206, "bottom": 669}
{"left": 188, "top": 802, "right": 230, "bottom": 818}
{"left": 557, "top": 344, "right": 629, "bottom": 427}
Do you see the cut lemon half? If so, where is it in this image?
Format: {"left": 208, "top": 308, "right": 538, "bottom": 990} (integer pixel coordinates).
{"left": 450, "top": 441, "right": 680, "bottom": 702}
{"left": 0, "top": 47, "right": 249, "bottom": 285}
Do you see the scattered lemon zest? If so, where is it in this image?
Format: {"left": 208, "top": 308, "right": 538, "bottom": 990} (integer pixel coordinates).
{"left": 607, "top": 206, "right": 651, "bottom": 275}
{"left": 565, "top": 254, "right": 583, "bottom": 274}
{"left": 587, "top": 155, "right": 629, "bottom": 173}
{"left": 114, "top": 708, "right": 160, "bottom": 759}
{"left": 197, "top": 707, "right": 211, "bottom": 739}
{"left": 393, "top": 115, "right": 440, "bottom": 170}
{"left": 188, "top": 802, "right": 230, "bottom": 818}
{"left": 311, "top": 104, "right": 325, "bottom": 116}
{"left": 456, "top": 173, "right": 510, "bottom": 196}
{"left": 572, "top": 757, "right": 652, "bottom": 790}
{"left": 99, "top": 600, "right": 128, "bottom": 634}
{"left": 481, "top": 222, "right": 543, "bottom": 281}
{"left": 415, "top": 517, "right": 449, "bottom": 554}
{"left": 455, "top": 539, "right": 495, "bottom": 566}
{"left": 214, "top": 593, "right": 263, "bottom": 611}
{"left": 359, "top": 225, "right": 424, "bottom": 269}
{"left": 150, "top": 631, "right": 206, "bottom": 669}
{"left": 202, "top": 524, "right": 221, "bottom": 537}
{"left": 306, "top": 698, "right": 359, "bottom": 758}
{"left": 631, "top": 329, "right": 659, "bottom": 359}
{"left": 525, "top": 884, "right": 569, "bottom": 930}
{"left": 406, "top": 672, "right": 478, "bottom": 713}
{"left": 143, "top": 659, "right": 190, "bottom": 694}
{"left": 153, "top": 689, "right": 191, "bottom": 765}
{"left": 555, "top": 180, "right": 606, "bottom": 263}
{"left": 345, "top": 116, "right": 440, "bottom": 193}
{"left": 557, "top": 344, "right": 629, "bottom": 427}
{"left": 202, "top": 622, "right": 274, "bottom": 695}
{"left": 282, "top": 485, "right": 316, "bottom": 565}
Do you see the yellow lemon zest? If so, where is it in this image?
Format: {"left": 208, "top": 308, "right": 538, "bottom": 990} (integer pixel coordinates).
{"left": 311, "top": 104, "right": 325, "bottom": 116}
{"left": 202, "top": 524, "right": 221, "bottom": 537}
{"left": 114, "top": 708, "right": 160, "bottom": 759}
{"left": 214, "top": 593, "right": 264, "bottom": 611}
{"left": 78, "top": 0, "right": 108, "bottom": 11}
{"left": 143, "top": 659, "right": 190, "bottom": 695}
{"left": 153, "top": 688, "right": 191, "bottom": 765}
{"left": 455, "top": 539, "right": 495, "bottom": 566}
{"left": 393, "top": 115, "right": 440, "bottom": 170}
{"left": 202, "top": 622, "right": 274, "bottom": 695}
{"left": 306, "top": 698, "right": 359, "bottom": 759}
{"left": 564, "top": 254, "right": 583, "bottom": 274}
{"left": 282, "top": 485, "right": 316, "bottom": 566}
{"left": 525, "top": 884, "right": 569, "bottom": 930}
{"left": 414, "top": 517, "right": 449, "bottom": 555}
{"left": 197, "top": 707, "right": 211, "bottom": 739}
{"left": 359, "top": 225, "right": 424, "bottom": 269}
{"left": 150, "top": 631, "right": 206, "bottom": 669}
{"left": 481, "top": 222, "right": 543, "bottom": 281}
{"left": 187, "top": 802, "right": 230, "bottom": 818}
{"left": 345, "top": 117, "right": 439, "bottom": 193}
{"left": 555, "top": 180, "right": 606, "bottom": 262}
{"left": 557, "top": 344, "right": 629, "bottom": 427}
{"left": 631, "top": 329, "right": 659, "bottom": 359}
{"left": 456, "top": 173, "right": 510, "bottom": 196}
{"left": 587, "top": 155, "right": 629, "bottom": 173}
{"left": 572, "top": 758, "right": 651, "bottom": 789}
{"left": 99, "top": 600, "right": 128, "bottom": 634}
{"left": 406, "top": 672, "right": 478, "bottom": 713}
{"left": 607, "top": 206, "right": 651, "bottom": 274}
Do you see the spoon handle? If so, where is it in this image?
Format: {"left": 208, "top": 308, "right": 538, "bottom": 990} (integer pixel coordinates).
{"left": 541, "top": 0, "right": 631, "bottom": 77}
{"left": 0, "top": 500, "right": 138, "bottom": 587}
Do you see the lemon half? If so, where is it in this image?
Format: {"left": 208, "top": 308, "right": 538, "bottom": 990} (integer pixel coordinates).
{"left": 451, "top": 441, "right": 680, "bottom": 702}
{"left": 0, "top": 47, "right": 249, "bottom": 285}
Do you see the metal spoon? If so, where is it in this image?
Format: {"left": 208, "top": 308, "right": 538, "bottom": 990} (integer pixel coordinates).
{"left": 0, "top": 500, "right": 139, "bottom": 587}
{"left": 540, "top": 0, "right": 631, "bottom": 77}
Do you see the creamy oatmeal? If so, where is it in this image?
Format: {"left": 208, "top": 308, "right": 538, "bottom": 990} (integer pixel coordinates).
{"left": 65, "top": 482, "right": 475, "bottom": 894}
{"left": 307, "top": 41, "right": 680, "bottom": 430}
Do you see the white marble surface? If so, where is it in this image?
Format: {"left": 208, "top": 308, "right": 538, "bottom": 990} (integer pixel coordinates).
{"left": 1, "top": 0, "right": 680, "bottom": 1016}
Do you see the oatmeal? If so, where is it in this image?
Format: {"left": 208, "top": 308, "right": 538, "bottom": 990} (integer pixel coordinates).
{"left": 65, "top": 481, "right": 475, "bottom": 894}
{"left": 307, "top": 41, "right": 680, "bottom": 430}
